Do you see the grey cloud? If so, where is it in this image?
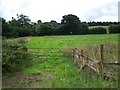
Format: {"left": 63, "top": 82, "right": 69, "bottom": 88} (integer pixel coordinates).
{"left": 118, "top": 1, "right": 120, "bottom": 22}
{"left": 0, "top": 10, "right": 4, "bottom": 17}
{"left": 0, "top": 2, "right": 4, "bottom": 18}
{"left": 0, "top": 0, "right": 30, "bottom": 21}
{"left": 20, "top": 0, "right": 30, "bottom": 9}
{"left": 85, "top": 1, "right": 118, "bottom": 21}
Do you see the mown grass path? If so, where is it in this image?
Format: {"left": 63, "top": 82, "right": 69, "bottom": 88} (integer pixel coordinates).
{"left": 2, "top": 34, "right": 118, "bottom": 88}
{"left": 22, "top": 47, "right": 104, "bottom": 88}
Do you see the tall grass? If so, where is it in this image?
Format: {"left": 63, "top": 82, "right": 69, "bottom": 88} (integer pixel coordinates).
{"left": 63, "top": 43, "right": 119, "bottom": 82}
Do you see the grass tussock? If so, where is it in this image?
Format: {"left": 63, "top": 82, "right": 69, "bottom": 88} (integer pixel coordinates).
{"left": 63, "top": 43, "right": 118, "bottom": 61}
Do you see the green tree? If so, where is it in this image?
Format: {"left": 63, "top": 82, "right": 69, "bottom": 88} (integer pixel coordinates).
{"left": 16, "top": 14, "right": 31, "bottom": 28}
{"left": 36, "top": 20, "right": 42, "bottom": 35}
{"left": 50, "top": 20, "right": 61, "bottom": 35}
{"left": 2, "top": 18, "right": 9, "bottom": 38}
{"left": 9, "top": 14, "right": 32, "bottom": 37}
{"left": 79, "top": 23, "right": 89, "bottom": 34}
{"left": 40, "top": 22, "right": 53, "bottom": 36}
{"left": 2, "top": 18, "right": 18, "bottom": 38}
{"left": 61, "top": 14, "right": 81, "bottom": 35}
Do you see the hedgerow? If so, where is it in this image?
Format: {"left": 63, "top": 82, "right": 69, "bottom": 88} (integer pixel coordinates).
{"left": 89, "top": 27, "right": 107, "bottom": 34}
{"left": 109, "top": 24, "right": 120, "bottom": 34}
{"left": 2, "top": 39, "right": 31, "bottom": 73}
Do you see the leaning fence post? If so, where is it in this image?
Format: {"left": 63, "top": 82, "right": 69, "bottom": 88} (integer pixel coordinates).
{"left": 99, "top": 44, "right": 104, "bottom": 79}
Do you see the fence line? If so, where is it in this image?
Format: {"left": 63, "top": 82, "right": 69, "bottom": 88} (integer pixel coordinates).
{"left": 73, "top": 44, "right": 120, "bottom": 80}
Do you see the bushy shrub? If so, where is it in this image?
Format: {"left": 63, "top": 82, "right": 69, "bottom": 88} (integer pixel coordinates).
{"left": 2, "top": 39, "right": 30, "bottom": 73}
{"left": 109, "top": 24, "right": 120, "bottom": 34}
{"left": 89, "top": 27, "right": 107, "bottom": 34}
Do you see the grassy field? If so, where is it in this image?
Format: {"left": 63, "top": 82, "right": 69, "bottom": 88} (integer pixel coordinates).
{"left": 89, "top": 26, "right": 109, "bottom": 29}
{"left": 2, "top": 34, "right": 119, "bottom": 88}
{"left": 89, "top": 26, "right": 109, "bottom": 34}
{"left": 27, "top": 34, "right": 117, "bottom": 48}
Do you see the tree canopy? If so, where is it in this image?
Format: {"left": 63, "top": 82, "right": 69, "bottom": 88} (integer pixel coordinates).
{"left": 61, "top": 14, "right": 81, "bottom": 35}
{"left": 1, "top": 14, "right": 119, "bottom": 38}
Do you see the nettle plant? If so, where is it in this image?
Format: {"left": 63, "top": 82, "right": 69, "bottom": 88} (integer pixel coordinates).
{"left": 2, "top": 39, "right": 29, "bottom": 73}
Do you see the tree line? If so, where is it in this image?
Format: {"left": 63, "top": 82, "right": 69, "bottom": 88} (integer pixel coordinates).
{"left": 1, "top": 14, "right": 120, "bottom": 38}
{"left": 87, "top": 21, "right": 120, "bottom": 26}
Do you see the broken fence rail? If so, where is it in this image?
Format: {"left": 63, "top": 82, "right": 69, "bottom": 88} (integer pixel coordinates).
{"left": 73, "top": 44, "right": 120, "bottom": 80}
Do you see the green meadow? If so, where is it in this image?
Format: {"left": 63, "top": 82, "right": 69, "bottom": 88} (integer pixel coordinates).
{"left": 2, "top": 34, "right": 119, "bottom": 88}
{"left": 27, "top": 34, "right": 118, "bottom": 48}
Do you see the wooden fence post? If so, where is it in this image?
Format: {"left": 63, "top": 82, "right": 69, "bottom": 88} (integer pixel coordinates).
{"left": 81, "top": 49, "right": 83, "bottom": 69}
{"left": 73, "top": 49, "right": 76, "bottom": 64}
{"left": 99, "top": 44, "right": 104, "bottom": 79}
{"left": 73, "top": 49, "right": 74, "bottom": 59}
{"left": 86, "top": 56, "right": 89, "bottom": 65}
{"left": 78, "top": 53, "right": 81, "bottom": 66}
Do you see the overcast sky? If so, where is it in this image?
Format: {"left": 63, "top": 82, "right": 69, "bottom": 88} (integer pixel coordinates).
{"left": 0, "top": 0, "right": 119, "bottom": 22}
